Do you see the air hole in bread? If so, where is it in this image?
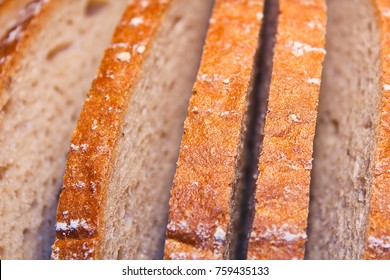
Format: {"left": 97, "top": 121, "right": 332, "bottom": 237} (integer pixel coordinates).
{"left": 85, "top": 0, "right": 109, "bottom": 17}
{"left": 30, "top": 200, "right": 38, "bottom": 209}
{"left": 117, "top": 247, "right": 125, "bottom": 259}
{"left": 22, "top": 228, "right": 31, "bottom": 243}
{"left": 0, "top": 166, "right": 9, "bottom": 181}
{"left": 330, "top": 119, "right": 340, "bottom": 134}
{"left": 172, "top": 16, "right": 182, "bottom": 26}
{"left": 46, "top": 42, "right": 73, "bottom": 61}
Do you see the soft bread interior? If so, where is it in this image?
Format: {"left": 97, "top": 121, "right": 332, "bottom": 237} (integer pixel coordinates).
{"left": 306, "top": 0, "right": 381, "bottom": 259}
{"left": 101, "top": 0, "right": 211, "bottom": 259}
{"left": 0, "top": 0, "right": 127, "bottom": 259}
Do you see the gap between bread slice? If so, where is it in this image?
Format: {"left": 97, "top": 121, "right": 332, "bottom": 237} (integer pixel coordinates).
{"left": 52, "top": 0, "right": 213, "bottom": 259}
{"left": 0, "top": 0, "right": 127, "bottom": 259}
{"left": 165, "top": 0, "right": 326, "bottom": 260}
{"left": 306, "top": 0, "right": 390, "bottom": 260}
{"left": 247, "top": 0, "right": 326, "bottom": 260}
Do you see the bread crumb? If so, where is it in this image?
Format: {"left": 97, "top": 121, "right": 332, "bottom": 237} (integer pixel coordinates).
{"left": 307, "top": 78, "right": 321, "bottom": 85}
{"left": 256, "top": 12, "right": 263, "bottom": 21}
{"left": 136, "top": 45, "right": 146, "bottom": 54}
{"left": 80, "top": 144, "right": 88, "bottom": 152}
{"left": 130, "top": 17, "right": 144, "bottom": 26}
{"left": 368, "top": 236, "right": 390, "bottom": 249}
{"left": 308, "top": 21, "right": 323, "bottom": 29}
{"left": 70, "top": 144, "right": 79, "bottom": 151}
{"left": 288, "top": 41, "right": 326, "bottom": 57}
{"left": 214, "top": 226, "right": 226, "bottom": 241}
{"left": 383, "top": 84, "right": 390, "bottom": 91}
{"left": 221, "top": 111, "right": 230, "bottom": 117}
{"left": 201, "top": 74, "right": 208, "bottom": 81}
{"left": 223, "top": 78, "right": 230, "bottom": 84}
{"left": 92, "top": 119, "right": 98, "bottom": 130}
{"left": 140, "top": 0, "right": 149, "bottom": 8}
{"left": 192, "top": 181, "right": 199, "bottom": 187}
{"left": 63, "top": 211, "right": 69, "bottom": 215}
{"left": 290, "top": 114, "right": 300, "bottom": 122}
{"left": 55, "top": 222, "right": 67, "bottom": 231}
{"left": 179, "top": 220, "right": 188, "bottom": 228}
{"left": 116, "top": 52, "right": 131, "bottom": 62}
{"left": 73, "top": 181, "right": 86, "bottom": 188}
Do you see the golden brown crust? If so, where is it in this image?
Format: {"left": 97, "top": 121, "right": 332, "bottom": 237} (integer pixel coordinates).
{"left": 0, "top": 0, "right": 52, "bottom": 108}
{"left": 52, "top": 0, "right": 172, "bottom": 259}
{"left": 164, "top": 0, "right": 264, "bottom": 260}
{"left": 0, "top": 0, "right": 32, "bottom": 37}
{"left": 365, "top": 0, "right": 390, "bottom": 260}
{"left": 247, "top": 0, "right": 326, "bottom": 260}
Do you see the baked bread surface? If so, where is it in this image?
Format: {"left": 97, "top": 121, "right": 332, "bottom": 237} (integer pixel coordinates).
{"left": 164, "top": 0, "right": 264, "bottom": 260}
{"left": 53, "top": 0, "right": 212, "bottom": 259}
{"left": 247, "top": 0, "right": 326, "bottom": 260}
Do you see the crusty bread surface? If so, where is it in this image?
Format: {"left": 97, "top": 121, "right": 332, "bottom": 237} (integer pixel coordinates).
{"left": 0, "top": 0, "right": 127, "bottom": 259}
{"left": 52, "top": 0, "right": 212, "bottom": 260}
{"left": 164, "top": 0, "right": 264, "bottom": 260}
{"left": 0, "top": 0, "right": 31, "bottom": 37}
{"left": 247, "top": 0, "right": 326, "bottom": 260}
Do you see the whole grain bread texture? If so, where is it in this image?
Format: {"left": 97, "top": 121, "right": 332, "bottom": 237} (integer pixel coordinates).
{"left": 306, "top": 0, "right": 390, "bottom": 260}
{"left": 52, "top": 0, "right": 212, "bottom": 260}
{"left": 164, "top": 0, "right": 265, "bottom": 260}
{"left": 0, "top": 0, "right": 127, "bottom": 259}
{"left": 247, "top": 0, "right": 326, "bottom": 260}
{"left": 0, "top": 0, "right": 31, "bottom": 37}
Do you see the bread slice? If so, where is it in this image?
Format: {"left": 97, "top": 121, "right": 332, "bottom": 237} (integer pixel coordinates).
{"left": 306, "top": 0, "right": 390, "bottom": 260}
{"left": 164, "top": 0, "right": 265, "bottom": 260}
{"left": 0, "top": 0, "right": 31, "bottom": 37}
{"left": 247, "top": 0, "right": 326, "bottom": 260}
{"left": 52, "top": 0, "right": 212, "bottom": 260}
{"left": 0, "top": 0, "right": 127, "bottom": 259}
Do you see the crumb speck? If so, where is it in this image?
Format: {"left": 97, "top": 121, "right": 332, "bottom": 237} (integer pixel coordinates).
{"left": 136, "top": 45, "right": 146, "bottom": 54}
{"left": 290, "top": 114, "right": 300, "bottom": 122}
{"left": 116, "top": 52, "right": 131, "bottom": 62}
{"left": 130, "top": 17, "right": 144, "bottom": 26}
{"left": 92, "top": 119, "right": 98, "bottom": 130}
{"left": 214, "top": 226, "right": 226, "bottom": 241}
{"left": 307, "top": 78, "right": 321, "bottom": 85}
{"left": 223, "top": 78, "right": 230, "bottom": 84}
{"left": 288, "top": 41, "right": 326, "bottom": 57}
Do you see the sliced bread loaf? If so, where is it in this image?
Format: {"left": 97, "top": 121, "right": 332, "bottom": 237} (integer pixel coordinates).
{"left": 247, "top": 0, "right": 326, "bottom": 260}
{"left": 306, "top": 0, "right": 390, "bottom": 260}
{"left": 52, "top": 0, "right": 212, "bottom": 260}
{"left": 164, "top": 0, "right": 265, "bottom": 260}
{"left": 0, "top": 0, "right": 127, "bottom": 259}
